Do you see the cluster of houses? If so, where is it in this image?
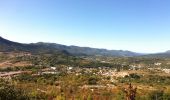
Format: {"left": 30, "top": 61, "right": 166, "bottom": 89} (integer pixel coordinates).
{"left": 1, "top": 61, "right": 170, "bottom": 82}
{"left": 99, "top": 69, "right": 129, "bottom": 78}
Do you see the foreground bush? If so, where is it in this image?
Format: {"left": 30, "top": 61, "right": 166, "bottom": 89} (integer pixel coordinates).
{"left": 0, "top": 80, "right": 29, "bottom": 100}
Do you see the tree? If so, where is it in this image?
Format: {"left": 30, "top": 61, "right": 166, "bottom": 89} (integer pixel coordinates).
{"left": 123, "top": 83, "right": 137, "bottom": 100}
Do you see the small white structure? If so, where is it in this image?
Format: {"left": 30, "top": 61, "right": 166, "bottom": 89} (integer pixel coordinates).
{"left": 162, "top": 69, "right": 170, "bottom": 74}
{"left": 154, "top": 63, "right": 162, "bottom": 66}
{"left": 68, "top": 67, "right": 73, "bottom": 70}
{"left": 42, "top": 71, "right": 59, "bottom": 74}
{"left": 50, "top": 67, "right": 56, "bottom": 70}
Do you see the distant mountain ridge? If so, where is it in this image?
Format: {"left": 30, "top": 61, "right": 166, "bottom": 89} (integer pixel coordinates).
{"left": 0, "top": 36, "right": 61, "bottom": 54}
{"left": 166, "top": 50, "right": 170, "bottom": 53}
{"left": 143, "top": 51, "right": 170, "bottom": 58}
{"left": 0, "top": 36, "right": 145, "bottom": 57}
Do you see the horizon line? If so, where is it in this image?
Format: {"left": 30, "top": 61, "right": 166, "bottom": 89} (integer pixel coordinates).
{"left": 0, "top": 36, "right": 167, "bottom": 54}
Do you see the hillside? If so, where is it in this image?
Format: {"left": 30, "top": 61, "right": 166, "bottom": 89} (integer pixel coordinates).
{"left": 0, "top": 36, "right": 63, "bottom": 54}
{"left": 0, "top": 36, "right": 141, "bottom": 57}
{"left": 143, "top": 52, "right": 170, "bottom": 58}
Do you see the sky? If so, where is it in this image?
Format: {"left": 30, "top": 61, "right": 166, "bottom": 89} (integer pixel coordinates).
{"left": 0, "top": 0, "right": 170, "bottom": 53}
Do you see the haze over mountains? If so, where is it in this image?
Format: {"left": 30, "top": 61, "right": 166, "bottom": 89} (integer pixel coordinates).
{"left": 0, "top": 36, "right": 169, "bottom": 57}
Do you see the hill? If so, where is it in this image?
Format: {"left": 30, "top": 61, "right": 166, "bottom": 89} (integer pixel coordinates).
{"left": 143, "top": 51, "right": 170, "bottom": 58}
{"left": 0, "top": 36, "right": 141, "bottom": 57}
{"left": 141, "top": 50, "right": 170, "bottom": 58}
{"left": 0, "top": 36, "right": 62, "bottom": 54}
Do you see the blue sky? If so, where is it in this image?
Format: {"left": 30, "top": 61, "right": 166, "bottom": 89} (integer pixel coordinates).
{"left": 0, "top": 0, "right": 170, "bottom": 53}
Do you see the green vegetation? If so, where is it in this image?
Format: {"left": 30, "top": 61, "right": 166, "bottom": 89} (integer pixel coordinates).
{"left": 0, "top": 51, "right": 170, "bottom": 99}
{"left": 0, "top": 79, "right": 29, "bottom": 100}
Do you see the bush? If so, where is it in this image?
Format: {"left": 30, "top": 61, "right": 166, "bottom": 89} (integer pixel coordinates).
{"left": 149, "top": 90, "right": 164, "bottom": 100}
{"left": 163, "top": 93, "right": 170, "bottom": 100}
{"left": 0, "top": 80, "right": 29, "bottom": 100}
{"left": 88, "top": 76, "right": 99, "bottom": 85}
{"left": 129, "top": 73, "right": 141, "bottom": 79}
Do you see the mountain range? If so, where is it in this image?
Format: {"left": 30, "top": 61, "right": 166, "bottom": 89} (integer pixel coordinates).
{"left": 0, "top": 36, "right": 169, "bottom": 57}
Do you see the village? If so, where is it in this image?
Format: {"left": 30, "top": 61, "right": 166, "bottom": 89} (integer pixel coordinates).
{"left": 0, "top": 52, "right": 170, "bottom": 99}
